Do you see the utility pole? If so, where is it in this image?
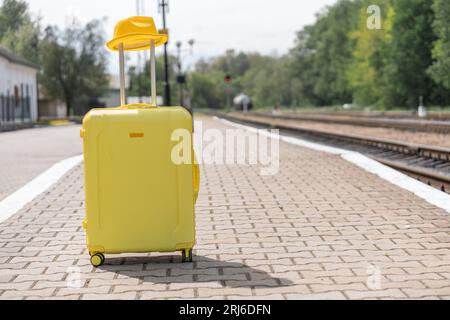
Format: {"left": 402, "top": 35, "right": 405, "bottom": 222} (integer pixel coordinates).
{"left": 159, "top": 0, "right": 171, "bottom": 106}
{"left": 224, "top": 75, "right": 233, "bottom": 110}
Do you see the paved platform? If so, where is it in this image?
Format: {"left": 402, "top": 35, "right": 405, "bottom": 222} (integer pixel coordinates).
{"left": 0, "top": 116, "right": 449, "bottom": 300}
{"left": 0, "top": 124, "right": 82, "bottom": 201}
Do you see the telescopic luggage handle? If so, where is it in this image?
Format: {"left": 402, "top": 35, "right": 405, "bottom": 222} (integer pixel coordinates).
{"left": 106, "top": 16, "right": 169, "bottom": 107}
{"left": 118, "top": 41, "right": 157, "bottom": 107}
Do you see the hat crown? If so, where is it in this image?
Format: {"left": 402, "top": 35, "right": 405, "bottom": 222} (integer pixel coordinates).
{"left": 113, "top": 16, "right": 158, "bottom": 39}
{"left": 107, "top": 16, "right": 168, "bottom": 52}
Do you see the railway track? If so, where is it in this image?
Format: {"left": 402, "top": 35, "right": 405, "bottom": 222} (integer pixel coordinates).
{"left": 251, "top": 111, "right": 450, "bottom": 134}
{"left": 277, "top": 110, "right": 450, "bottom": 121}
{"left": 214, "top": 112, "right": 450, "bottom": 194}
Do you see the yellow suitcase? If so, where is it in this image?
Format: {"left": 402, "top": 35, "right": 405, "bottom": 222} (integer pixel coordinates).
{"left": 81, "top": 16, "right": 199, "bottom": 267}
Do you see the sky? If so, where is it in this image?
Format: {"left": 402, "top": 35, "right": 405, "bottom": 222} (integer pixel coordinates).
{"left": 26, "top": 0, "right": 337, "bottom": 73}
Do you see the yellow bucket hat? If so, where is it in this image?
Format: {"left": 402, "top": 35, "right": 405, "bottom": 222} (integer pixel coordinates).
{"left": 106, "top": 16, "right": 168, "bottom": 51}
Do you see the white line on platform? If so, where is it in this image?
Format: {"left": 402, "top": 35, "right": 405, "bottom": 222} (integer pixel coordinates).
{"left": 0, "top": 155, "right": 83, "bottom": 224}
{"left": 216, "top": 117, "right": 450, "bottom": 214}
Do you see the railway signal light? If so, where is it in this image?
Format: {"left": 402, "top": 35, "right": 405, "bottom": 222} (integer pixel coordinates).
{"left": 177, "top": 74, "right": 186, "bottom": 84}
{"left": 224, "top": 75, "right": 233, "bottom": 84}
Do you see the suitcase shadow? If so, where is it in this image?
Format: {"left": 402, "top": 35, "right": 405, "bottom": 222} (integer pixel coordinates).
{"left": 99, "top": 255, "right": 293, "bottom": 288}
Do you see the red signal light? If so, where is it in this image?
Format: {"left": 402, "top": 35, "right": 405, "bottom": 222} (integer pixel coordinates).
{"left": 224, "top": 75, "right": 232, "bottom": 84}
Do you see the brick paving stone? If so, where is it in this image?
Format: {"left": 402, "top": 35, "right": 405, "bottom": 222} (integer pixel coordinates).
{"left": 1, "top": 288, "right": 56, "bottom": 299}
{"left": 15, "top": 274, "right": 66, "bottom": 283}
{"left": 56, "top": 286, "right": 111, "bottom": 296}
{"left": 345, "top": 289, "right": 406, "bottom": 300}
{"left": 0, "top": 115, "right": 449, "bottom": 299}
{"left": 229, "top": 294, "right": 286, "bottom": 300}
{"left": 82, "top": 292, "right": 137, "bottom": 300}
{"left": 285, "top": 292, "right": 347, "bottom": 300}
{"left": 113, "top": 284, "right": 168, "bottom": 294}
{"left": 34, "top": 280, "right": 85, "bottom": 290}
{"left": 27, "top": 294, "right": 81, "bottom": 301}
{"left": 141, "top": 289, "right": 196, "bottom": 300}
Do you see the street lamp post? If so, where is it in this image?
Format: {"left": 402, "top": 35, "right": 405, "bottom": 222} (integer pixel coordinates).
{"left": 176, "top": 41, "right": 183, "bottom": 106}
{"left": 158, "top": 0, "right": 171, "bottom": 106}
{"left": 175, "top": 40, "right": 195, "bottom": 107}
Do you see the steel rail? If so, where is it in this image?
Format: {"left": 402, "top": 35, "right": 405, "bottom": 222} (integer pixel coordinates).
{"left": 251, "top": 111, "right": 450, "bottom": 134}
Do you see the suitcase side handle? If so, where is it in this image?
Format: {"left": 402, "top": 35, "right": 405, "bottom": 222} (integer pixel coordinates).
{"left": 193, "top": 162, "right": 200, "bottom": 203}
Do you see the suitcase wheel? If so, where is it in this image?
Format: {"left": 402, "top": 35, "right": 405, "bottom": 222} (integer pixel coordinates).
{"left": 90, "top": 253, "right": 105, "bottom": 268}
{"left": 181, "top": 249, "right": 193, "bottom": 263}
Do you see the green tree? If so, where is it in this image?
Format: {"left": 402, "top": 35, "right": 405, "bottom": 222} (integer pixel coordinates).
{"left": 428, "top": 0, "right": 450, "bottom": 90}
{"left": 1, "top": 19, "right": 41, "bottom": 64}
{"left": 383, "top": 0, "right": 437, "bottom": 107}
{"left": 0, "top": 0, "right": 40, "bottom": 63}
{"left": 347, "top": 0, "right": 393, "bottom": 106}
{"left": 240, "top": 55, "right": 292, "bottom": 108}
{"left": 211, "top": 50, "right": 252, "bottom": 77}
{"left": 188, "top": 72, "right": 222, "bottom": 109}
{"left": 289, "top": 26, "right": 324, "bottom": 106}
{"left": 290, "top": 0, "right": 360, "bottom": 106}
{"left": 0, "top": 0, "right": 28, "bottom": 36}
{"left": 39, "top": 19, "right": 108, "bottom": 115}
{"left": 188, "top": 51, "right": 295, "bottom": 109}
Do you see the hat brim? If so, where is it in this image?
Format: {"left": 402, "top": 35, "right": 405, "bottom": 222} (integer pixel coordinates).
{"left": 107, "top": 33, "right": 168, "bottom": 51}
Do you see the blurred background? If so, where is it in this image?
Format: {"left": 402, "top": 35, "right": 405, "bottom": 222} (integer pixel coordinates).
{"left": 0, "top": 0, "right": 449, "bottom": 123}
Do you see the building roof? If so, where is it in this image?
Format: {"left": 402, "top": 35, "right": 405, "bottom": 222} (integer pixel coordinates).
{"left": 0, "top": 46, "right": 40, "bottom": 70}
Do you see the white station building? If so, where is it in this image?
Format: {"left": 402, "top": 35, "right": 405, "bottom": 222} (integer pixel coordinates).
{"left": 0, "top": 46, "right": 39, "bottom": 122}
